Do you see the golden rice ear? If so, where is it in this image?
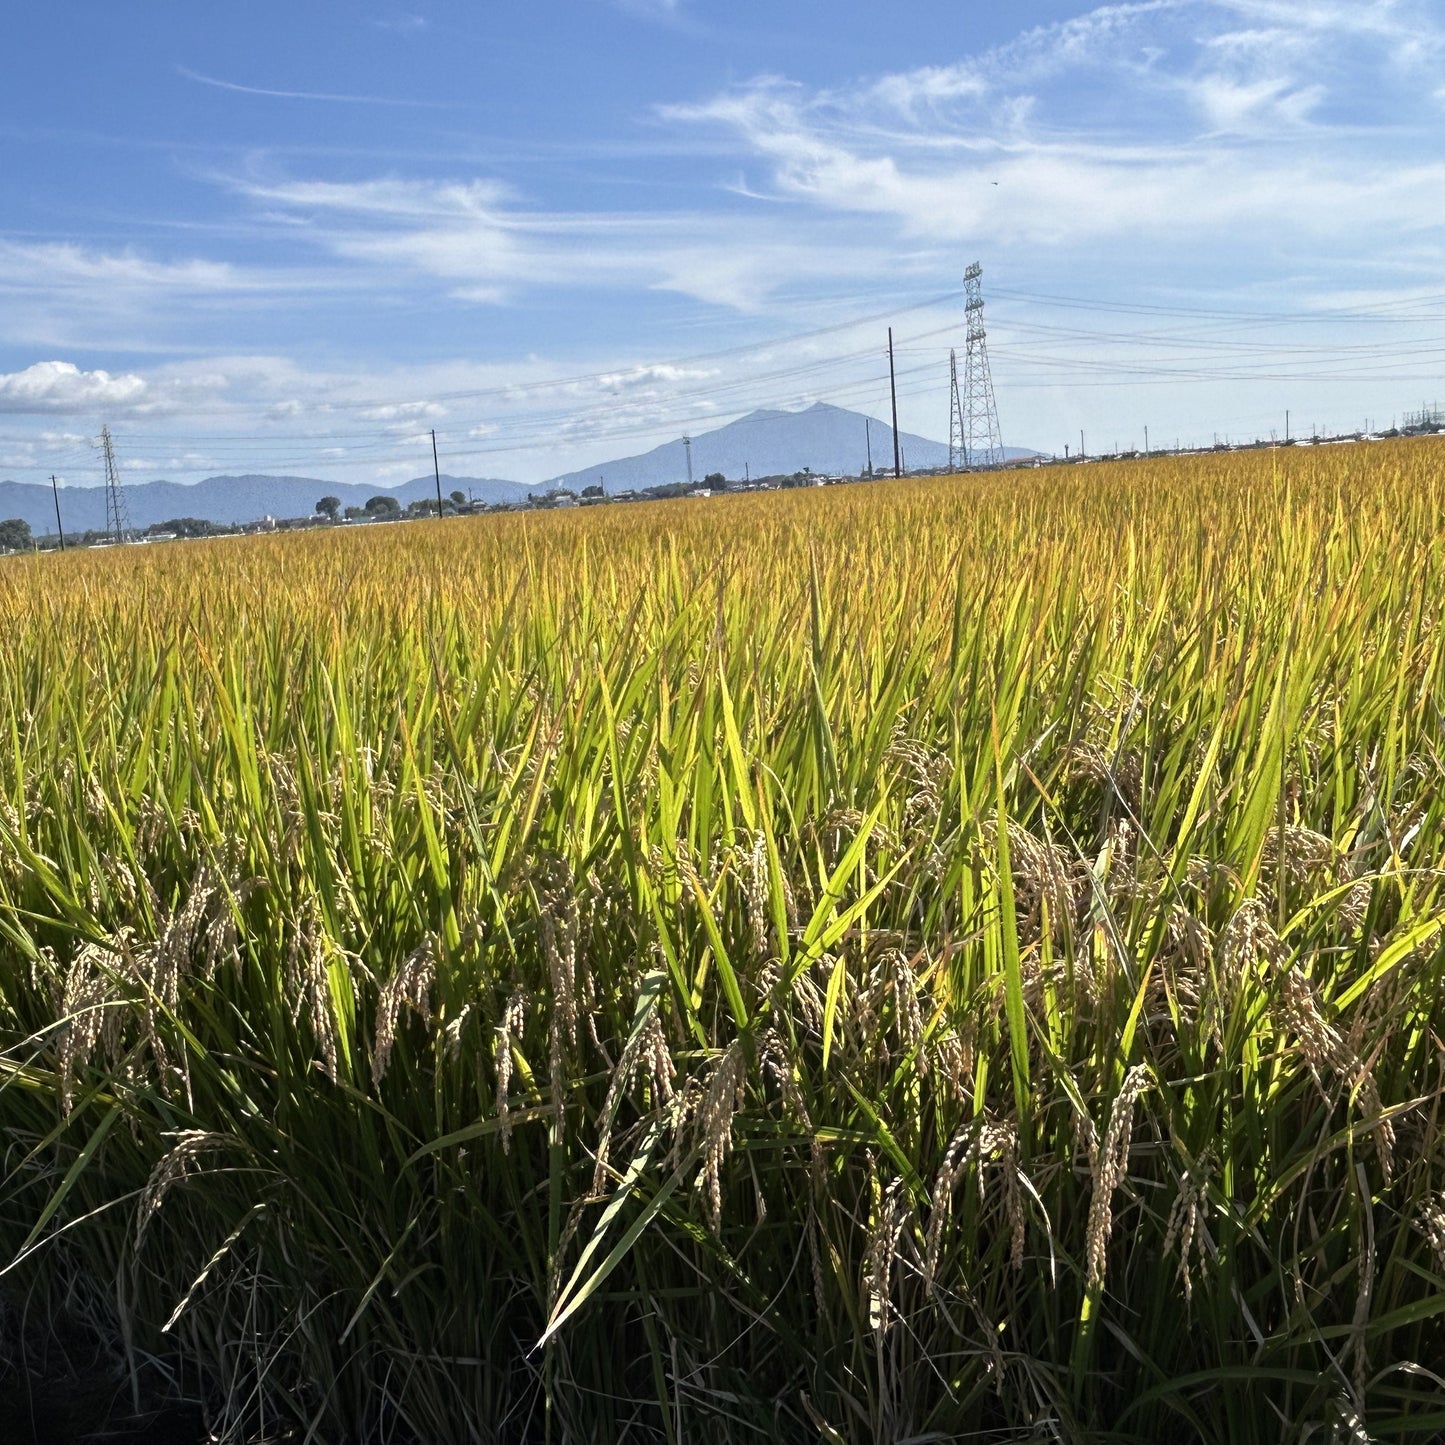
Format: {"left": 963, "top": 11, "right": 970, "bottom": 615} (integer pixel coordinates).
{"left": 1085, "top": 1064, "right": 1152, "bottom": 1290}
{"left": 371, "top": 937, "right": 436, "bottom": 1087}
{"left": 696, "top": 1039, "right": 747, "bottom": 1234}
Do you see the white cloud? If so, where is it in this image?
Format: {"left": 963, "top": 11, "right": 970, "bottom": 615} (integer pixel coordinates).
{"left": 1190, "top": 75, "right": 1325, "bottom": 131}
{"left": 232, "top": 176, "right": 513, "bottom": 220}
{"left": 176, "top": 65, "right": 441, "bottom": 108}
{"left": 596, "top": 364, "right": 719, "bottom": 393}
{"left": 362, "top": 400, "right": 447, "bottom": 422}
{"left": 0, "top": 361, "right": 150, "bottom": 414}
{"left": 659, "top": 0, "right": 1445, "bottom": 252}
{"left": 0, "top": 239, "right": 339, "bottom": 353}
{"left": 615, "top": 0, "right": 683, "bottom": 18}
{"left": 0, "top": 240, "right": 251, "bottom": 295}
{"left": 1211, "top": 0, "right": 1442, "bottom": 51}
{"left": 371, "top": 13, "right": 428, "bottom": 34}
{"left": 220, "top": 163, "right": 898, "bottom": 312}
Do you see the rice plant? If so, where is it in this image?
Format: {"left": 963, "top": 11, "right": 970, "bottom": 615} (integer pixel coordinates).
{"left": 1, "top": 442, "right": 1443, "bottom": 1443}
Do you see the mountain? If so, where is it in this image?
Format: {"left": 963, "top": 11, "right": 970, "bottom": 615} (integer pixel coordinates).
{"left": 544, "top": 402, "right": 1039, "bottom": 492}
{"left": 0, "top": 473, "right": 533, "bottom": 536}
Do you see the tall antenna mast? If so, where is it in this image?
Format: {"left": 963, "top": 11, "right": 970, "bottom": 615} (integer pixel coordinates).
{"left": 99, "top": 425, "right": 133, "bottom": 544}
{"left": 682, "top": 434, "right": 693, "bottom": 488}
{"left": 948, "top": 348, "right": 964, "bottom": 471}
{"left": 961, "top": 262, "right": 1005, "bottom": 467}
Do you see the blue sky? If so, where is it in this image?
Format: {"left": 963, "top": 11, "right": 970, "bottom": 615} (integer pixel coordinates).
{"left": 2, "top": 0, "right": 1443, "bottom": 486}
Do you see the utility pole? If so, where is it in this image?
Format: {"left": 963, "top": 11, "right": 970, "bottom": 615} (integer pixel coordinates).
{"left": 1144, "top": 425, "right": 1149, "bottom": 457}
{"left": 887, "top": 328, "right": 901, "bottom": 478}
{"left": 1285, "top": 410, "right": 1290, "bottom": 443}
{"left": 50, "top": 475, "right": 65, "bottom": 551}
{"left": 431, "top": 429, "right": 444, "bottom": 519}
{"left": 1080, "top": 430, "right": 1085, "bottom": 460}
{"left": 682, "top": 435, "right": 693, "bottom": 488}
{"left": 865, "top": 417, "right": 873, "bottom": 476}
{"left": 947, "top": 349, "right": 963, "bottom": 471}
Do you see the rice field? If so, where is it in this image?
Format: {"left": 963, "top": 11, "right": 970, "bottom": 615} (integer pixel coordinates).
{"left": 1, "top": 442, "right": 1444, "bottom": 1443}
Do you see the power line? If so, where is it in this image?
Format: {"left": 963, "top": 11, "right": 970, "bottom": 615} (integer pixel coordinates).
{"left": 7, "top": 277, "right": 1445, "bottom": 487}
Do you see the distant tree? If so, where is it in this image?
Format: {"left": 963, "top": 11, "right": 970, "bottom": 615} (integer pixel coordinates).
{"left": 449, "top": 490, "right": 467, "bottom": 507}
{"left": 365, "top": 495, "right": 402, "bottom": 518}
{"left": 343, "top": 506, "right": 367, "bottom": 521}
{"left": 581, "top": 484, "right": 604, "bottom": 498}
{"left": 703, "top": 471, "right": 726, "bottom": 490}
{"left": 0, "top": 518, "right": 32, "bottom": 551}
{"left": 148, "top": 517, "right": 220, "bottom": 539}
{"left": 316, "top": 496, "right": 341, "bottom": 521}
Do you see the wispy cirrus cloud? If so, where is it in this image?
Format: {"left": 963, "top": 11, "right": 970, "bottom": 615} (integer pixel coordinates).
{"left": 660, "top": 0, "right": 1445, "bottom": 251}
{"left": 220, "top": 166, "right": 900, "bottom": 310}
{"left": 176, "top": 65, "right": 446, "bottom": 108}
{"left": 0, "top": 237, "right": 350, "bottom": 352}
{"left": 370, "top": 13, "right": 428, "bottom": 35}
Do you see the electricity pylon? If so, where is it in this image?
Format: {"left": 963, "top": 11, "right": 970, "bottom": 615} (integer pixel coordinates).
{"left": 99, "top": 425, "right": 133, "bottom": 544}
{"left": 961, "top": 262, "right": 1005, "bottom": 467}
{"left": 948, "top": 349, "right": 964, "bottom": 471}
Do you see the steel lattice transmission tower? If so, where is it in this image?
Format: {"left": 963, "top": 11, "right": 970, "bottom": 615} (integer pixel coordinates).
{"left": 99, "top": 425, "right": 133, "bottom": 545}
{"left": 961, "top": 261, "right": 1005, "bottom": 468}
{"left": 947, "top": 348, "right": 964, "bottom": 471}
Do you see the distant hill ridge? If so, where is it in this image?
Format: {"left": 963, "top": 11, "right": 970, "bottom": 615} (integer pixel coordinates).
{"left": 0, "top": 404, "right": 1039, "bottom": 533}
{"left": 0, "top": 473, "right": 531, "bottom": 535}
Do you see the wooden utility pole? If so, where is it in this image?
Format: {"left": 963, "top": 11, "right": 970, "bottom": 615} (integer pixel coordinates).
{"left": 888, "top": 328, "right": 901, "bottom": 478}
{"left": 50, "top": 475, "right": 65, "bottom": 551}
{"left": 431, "top": 429, "right": 444, "bottom": 519}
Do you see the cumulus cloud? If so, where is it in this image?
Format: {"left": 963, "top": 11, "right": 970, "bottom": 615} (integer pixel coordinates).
{"left": 596, "top": 364, "right": 719, "bottom": 393}
{"left": 0, "top": 361, "right": 150, "bottom": 414}
{"left": 362, "top": 400, "right": 448, "bottom": 422}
